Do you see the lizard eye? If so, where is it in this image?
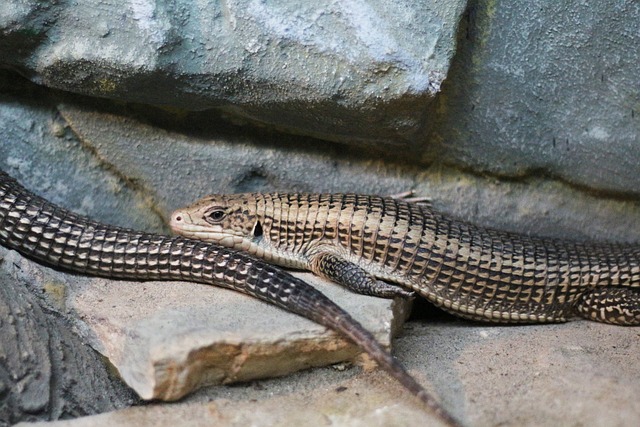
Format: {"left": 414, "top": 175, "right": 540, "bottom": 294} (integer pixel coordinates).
{"left": 205, "top": 208, "right": 227, "bottom": 223}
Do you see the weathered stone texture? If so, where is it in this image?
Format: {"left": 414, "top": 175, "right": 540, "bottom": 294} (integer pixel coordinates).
{"left": 0, "top": 252, "right": 136, "bottom": 426}
{"left": 15, "top": 320, "right": 640, "bottom": 427}
{"left": 0, "top": 0, "right": 466, "bottom": 145}
{"left": 430, "top": 1, "right": 640, "bottom": 194}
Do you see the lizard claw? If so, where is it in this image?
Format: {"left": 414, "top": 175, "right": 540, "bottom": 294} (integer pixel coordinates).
{"left": 397, "top": 289, "right": 416, "bottom": 299}
{"left": 387, "top": 190, "right": 432, "bottom": 206}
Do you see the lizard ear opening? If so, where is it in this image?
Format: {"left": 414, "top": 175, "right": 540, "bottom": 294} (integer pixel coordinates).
{"left": 252, "top": 220, "right": 263, "bottom": 238}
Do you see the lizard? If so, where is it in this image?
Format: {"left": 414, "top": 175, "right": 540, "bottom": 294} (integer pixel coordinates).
{"left": 170, "top": 192, "right": 640, "bottom": 326}
{"left": 0, "top": 171, "right": 461, "bottom": 427}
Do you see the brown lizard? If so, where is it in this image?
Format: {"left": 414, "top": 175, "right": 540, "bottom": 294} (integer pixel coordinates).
{"left": 170, "top": 192, "right": 640, "bottom": 325}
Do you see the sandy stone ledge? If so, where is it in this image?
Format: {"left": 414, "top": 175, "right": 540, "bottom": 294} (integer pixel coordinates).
{"left": 0, "top": 247, "right": 411, "bottom": 402}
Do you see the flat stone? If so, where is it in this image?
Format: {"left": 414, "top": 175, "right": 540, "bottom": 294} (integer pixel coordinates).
{"left": 56, "top": 102, "right": 640, "bottom": 244}
{"left": 396, "top": 320, "right": 640, "bottom": 426}
{"left": 15, "top": 386, "right": 444, "bottom": 427}
{"left": 16, "top": 319, "right": 640, "bottom": 427}
{"left": 0, "top": 247, "right": 410, "bottom": 402}
{"left": 56, "top": 102, "right": 427, "bottom": 223}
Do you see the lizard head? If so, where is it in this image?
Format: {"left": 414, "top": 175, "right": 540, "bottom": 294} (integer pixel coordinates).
{"left": 170, "top": 194, "right": 263, "bottom": 251}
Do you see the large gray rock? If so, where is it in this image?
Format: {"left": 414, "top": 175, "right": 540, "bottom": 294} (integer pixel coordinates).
{"left": 0, "top": 0, "right": 466, "bottom": 145}
{"left": 429, "top": 1, "right": 640, "bottom": 194}
{"left": 1, "top": 1, "right": 638, "bottom": 192}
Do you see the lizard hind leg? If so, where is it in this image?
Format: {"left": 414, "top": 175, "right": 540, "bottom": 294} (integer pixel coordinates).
{"left": 309, "top": 251, "right": 414, "bottom": 299}
{"left": 575, "top": 288, "right": 640, "bottom": 326}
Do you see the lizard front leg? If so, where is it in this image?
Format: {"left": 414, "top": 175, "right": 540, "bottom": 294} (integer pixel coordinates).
{"left": 309, "top": 251, "right": 414, "bottom": 299}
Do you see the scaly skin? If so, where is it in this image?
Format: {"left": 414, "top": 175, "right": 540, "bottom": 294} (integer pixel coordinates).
{"left": 0, "top": 172, "right": 461, "bottom": 427}
{"left": 171, "top": 192, "right": 640, "bottom": 325}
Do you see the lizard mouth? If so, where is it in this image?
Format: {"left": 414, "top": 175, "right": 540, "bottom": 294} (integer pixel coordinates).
{"left": 170, "top": 222, "right": 221, "bottom": 241}
{"left": 169, "top": 213, "right": 245, "bottom": 248}
{"left": 170, "top": 225, "right": 244, "bottom": 249}
{"left": 169, "top": 211, "right": 218, "bottom": 240}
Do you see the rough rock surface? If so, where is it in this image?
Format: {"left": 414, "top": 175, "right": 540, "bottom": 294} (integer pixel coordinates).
{"left": 0, "top": 246, "right": 410, "bottom": 402}
{"left": 3, "top": 80, "right": 640, "bottom": 246}
{"left": 0, "top": 0, "right": 466, "bottom": 145}
{"left": 0, "top": 74, "right": 161, "bottom": 232}
{"left": 16, "top": 320, "right": 640, "bottom": 427}
{"left": 0, "top": 253, "right": 137, "bottom": 426}
{"left": 429, "top": 1, "right": 640, "bottom": 194}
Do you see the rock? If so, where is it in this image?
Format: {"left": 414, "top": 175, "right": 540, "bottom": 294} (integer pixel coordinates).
{"left": 397, "top": 320, "right": 640, "bottom": 426}
{"left": 0, "top": 253, "right": 136, "bottom": 426}
{"left": 15, "top": 319, "right": 640, "bottom": 427}
{"left": 3, "top": 79, "right": 640, "bottom": 245}
{"left": 0, "top": 78, "right": 164, "bottom": 232}
{"left": 55, "top": 102, "right": 426, "bottom": 223}
{"left": 57, "top": 101, "right": 640, "bottom": 244}
{"left": 0, "top": 0, "right": 466, "bottom": 145}
{"left": 0, "top": 247, "right": 410, "bottom": 402}
{"left": 429, "top": 1, "right": 640, "bottom": 194}
{"left": 14, "top": 387, "right": 445, "bottom": 427}
{"left": 1, "top": 1, "right": 638, "bottom": 191}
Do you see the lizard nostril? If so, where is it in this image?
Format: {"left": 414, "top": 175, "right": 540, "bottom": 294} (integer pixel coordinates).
{"left": 175, "top": 215, "right": 182, "bottom": 222}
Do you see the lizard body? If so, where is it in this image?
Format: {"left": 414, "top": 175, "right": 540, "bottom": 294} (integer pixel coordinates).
{"left": 171, "top": 192, "right": 640, "bottom": 325}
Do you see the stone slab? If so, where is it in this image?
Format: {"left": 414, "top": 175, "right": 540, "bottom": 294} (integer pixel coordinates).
{"left": 58, "top": 102, "right": 640, "bottom": 244}
{"left": 0, "top": 247, "right": 410, "bottom": 402}
{"left": 16, "top": 319, "right": 640, "bottom": 426}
